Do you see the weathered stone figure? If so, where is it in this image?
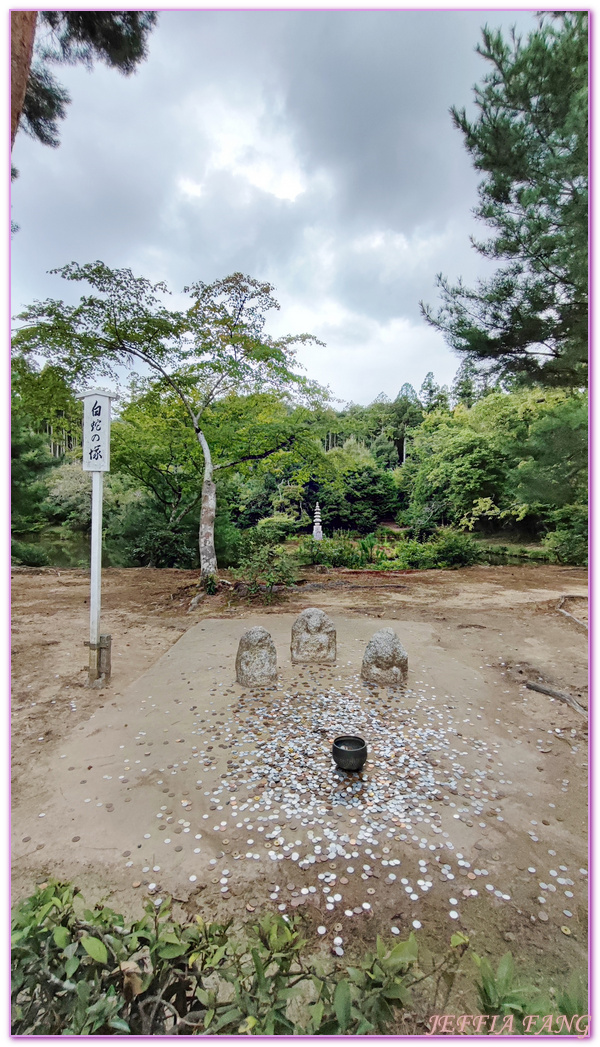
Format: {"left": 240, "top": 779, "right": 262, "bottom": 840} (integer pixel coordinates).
{"left": 291, "top": 607, "right": 336, "bottom": 664}
{"left": 235, "top": 627, "right": 277, "bottom": 686}
{"left": 361, "top": 628, "right": 408, "bottom": 687}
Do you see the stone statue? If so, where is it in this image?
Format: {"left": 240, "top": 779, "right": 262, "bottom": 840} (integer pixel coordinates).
{"left": 235, "top": 627, "right": 277, "bottom": 686}
{"left": 291, "top": 607, "right": 336, "bottom": 663}
{"left": 361, "top": 628, "right": 408, "bottom": 687}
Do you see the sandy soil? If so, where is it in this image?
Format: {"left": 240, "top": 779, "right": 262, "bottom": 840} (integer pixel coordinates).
{"left": 11, "top": 564, "right": 588, "bottom": 1016}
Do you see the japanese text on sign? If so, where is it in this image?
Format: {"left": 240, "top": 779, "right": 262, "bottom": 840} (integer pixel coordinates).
{"left": 82, "top": 394, "right": 111, "bottom": 471}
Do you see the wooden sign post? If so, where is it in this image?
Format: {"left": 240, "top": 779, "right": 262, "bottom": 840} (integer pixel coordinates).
{"left": 77, "top": 388, "right": 115, "bottom": 684}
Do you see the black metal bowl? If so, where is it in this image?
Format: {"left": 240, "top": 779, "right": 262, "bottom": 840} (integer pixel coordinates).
{"left": 332, "top": 735, "right": 367, "bottom": 772}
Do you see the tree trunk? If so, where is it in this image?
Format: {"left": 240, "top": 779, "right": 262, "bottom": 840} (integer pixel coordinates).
{"left": 11, "top": 11, "right": 37, "bottom": 147}
{"left": 199, "top": 477, "right": 218, "bottom": 580}
{"left": 196, "top": 429, "right": 218, "bottom": 581}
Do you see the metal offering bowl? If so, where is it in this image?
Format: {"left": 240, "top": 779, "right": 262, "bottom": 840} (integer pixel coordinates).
{"left": 332, "top": 735, "right": 367, "bottom": 772}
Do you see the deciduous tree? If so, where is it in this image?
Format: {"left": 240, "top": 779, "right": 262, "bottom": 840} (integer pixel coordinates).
{"left": 13, "top": 263, "right": 327, "bottom": 582}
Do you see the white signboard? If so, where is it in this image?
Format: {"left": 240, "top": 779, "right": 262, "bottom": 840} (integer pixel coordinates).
{"left": 82, "top": 392, "right": 111, "bottom": 471}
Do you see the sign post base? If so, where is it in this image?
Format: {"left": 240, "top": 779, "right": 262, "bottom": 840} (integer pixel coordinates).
{"left": 84, "top": 634, "right": 112, "bottom": 686}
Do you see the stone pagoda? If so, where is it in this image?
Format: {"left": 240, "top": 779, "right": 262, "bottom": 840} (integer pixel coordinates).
{"left": 312, "top": 501, "right": 323, "bottom": 541}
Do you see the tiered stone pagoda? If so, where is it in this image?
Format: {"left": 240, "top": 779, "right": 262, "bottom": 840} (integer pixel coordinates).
{"left": 312, "top": 502, "right": 323, "bottom": 541}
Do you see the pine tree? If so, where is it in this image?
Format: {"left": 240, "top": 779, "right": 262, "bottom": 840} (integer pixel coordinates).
{"left": 419, "top": 372, "right": 450, "bottom": 413}
{"left": 11, "top": 11, "right": 157, "bottom": 151}
{"left": 421, "top": 13, "right": 588, "bottom": 388}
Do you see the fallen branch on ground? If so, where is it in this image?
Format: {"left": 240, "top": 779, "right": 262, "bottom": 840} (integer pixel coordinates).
{"left": 557, "top": 595, "right": 587, "bottom": 631}
{"left": 525, "top": 680, "right": 587, "bottom": 718}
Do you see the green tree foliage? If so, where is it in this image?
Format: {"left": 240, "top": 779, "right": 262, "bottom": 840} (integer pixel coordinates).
{"left": 19, "top": 12, "right": 157, "bottom": 149}
{"left": 400, "top": 387, "right": 587, "bottom": 559}
{"left": 512, "top": 394, "right": 587, "bottom": 563}
{"left": 11, "top": 355, "right": 82, "bottom": 447}
{"left": 512, "top": 394, "right": 587, "bottom": 510}
{"left": 12, "top": 262, "right": 327, "bottom": 580}
{"left": 419, "top": 371, "right": 450, "bottom": 413}
{"left": 111, "top": 384, "right": 204, "bottom": 529}
{"left": 317, "top": 463, "right": 399, "bottom": 534}
{"left": 390, "top": 385, "right": 424, "bottom": 463}
{"left": 402, "top": 409, "right": 508, "bottom": 537}
{"left": 11, "top": 412, "right": 56, "bottom": 533}
{"left": 331, "top": 388, "right": 423, "bottom": 465}
{"left": 10, "top": 318, "right": 586, "bottom": 569}
{"left": 421, "top": 13, "right": 588, "bottom": 387}
{"left": 450, "top": 359, "right": 499, "bottom": 408}
{"left": 371, "top": 434, "right": 400, "bottom": 469}
{"left": 11, "top": 408, "right": 58, "bottom": 564}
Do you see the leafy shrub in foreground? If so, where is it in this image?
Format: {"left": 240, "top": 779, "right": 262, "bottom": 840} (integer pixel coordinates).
{"left": 10, "top": 881, "right": 435, "bottom": 1035}
{"left": 234, "top": 526, "right": 297, "bottom": 601}
{"left": 12, "top": 881, "right": 586, "bottom": 1036}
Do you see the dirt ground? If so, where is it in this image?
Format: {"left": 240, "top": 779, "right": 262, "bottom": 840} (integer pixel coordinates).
{"left": 11, "top": 564, "right": 588, "bottom": 1019}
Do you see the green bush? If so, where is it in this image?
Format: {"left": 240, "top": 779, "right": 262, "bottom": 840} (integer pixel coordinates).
{"left": 11, "top": 881, "right": 586, "bottom": 1036}
{"left": 542, "top": 505, "right": 587, "bottom": 565}
{"left": 426, "top": 529, "right": 482, "bottom": 567}
{"left": 297, "top": 529, "right": 480, "bottom": 571}
{"left": 235, "top": 527, "right": 297, "bottom": 601}
{"left": 214, "top": 509, "right": 241, "bottom": 568}
{"left": 10, "top": 882, "right": 426, "bottom": 1035}
{"left": 105, "top": 499, "right": 199, "bottom": 569}
{"left": 255, "top": 513, "right": 301, "bottom": 541}
{"left": 375, "top": 530, "right": 481, "bottom": 570}
{"left": 10, "top": 539, "right": 50, "bottom": 567}
{"left": 11, "top": 881, "right": 233, "bottom": 1035}
{"left": 127, "top": 525, "right": 198, "bottom": 569}
{"left": 297, "top": 535, "right": 362, "bottom": 568}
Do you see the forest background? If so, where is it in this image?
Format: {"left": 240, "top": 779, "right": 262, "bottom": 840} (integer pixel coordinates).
{"left": 11, "top": 352, "right": 587, "bottom": 579}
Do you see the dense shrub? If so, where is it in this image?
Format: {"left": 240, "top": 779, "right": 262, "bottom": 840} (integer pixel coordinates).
{"left": 317, "top": 465, "right": 399, "bottom": 534}
{"left": 425, "top": 529, "right": 482, "bottom": 567}
{"left": 377, "top": 530, "right": 482, "bottom": 570}
{"left": 11, "top": 881, "right": 586, "bottom": 1036}
{"left": 542, "top": 506, "right": 588, "bottom": 565}
{"left": 11, "top": 539, "right": 50, "bottom": 567}
{"left": 255, "top": 513, "right": 301, "bottom": 542}
{"left": 296, "top": 529, "right": 481, "bottom": 571}
{"left": 126, "top": 525, "right": 198, "bottom": 569}
{"left": 234, "top": 526, "right": 297, "bottom": 601}
{"left": 297, "top": 535, "right": 362, "bottom": 568}
{"left": 104, "top": 498, "right": 199, "bottom": 569}
{"left": 213, "top": 508, "right": 241, "bottom": 568}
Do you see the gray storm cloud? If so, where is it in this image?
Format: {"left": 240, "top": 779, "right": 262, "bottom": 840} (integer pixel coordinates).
{"left": 11, "top": 8, "right": 538, "bottom": 401}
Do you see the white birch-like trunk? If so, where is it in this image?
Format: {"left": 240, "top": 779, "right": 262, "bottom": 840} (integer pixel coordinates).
{"left": 196, "top": 429, "right": 218, "bottom": 581}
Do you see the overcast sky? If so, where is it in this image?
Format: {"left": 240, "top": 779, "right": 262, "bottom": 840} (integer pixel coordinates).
{"left": 10, "top": 7, "right": 540, "bottom": 406}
